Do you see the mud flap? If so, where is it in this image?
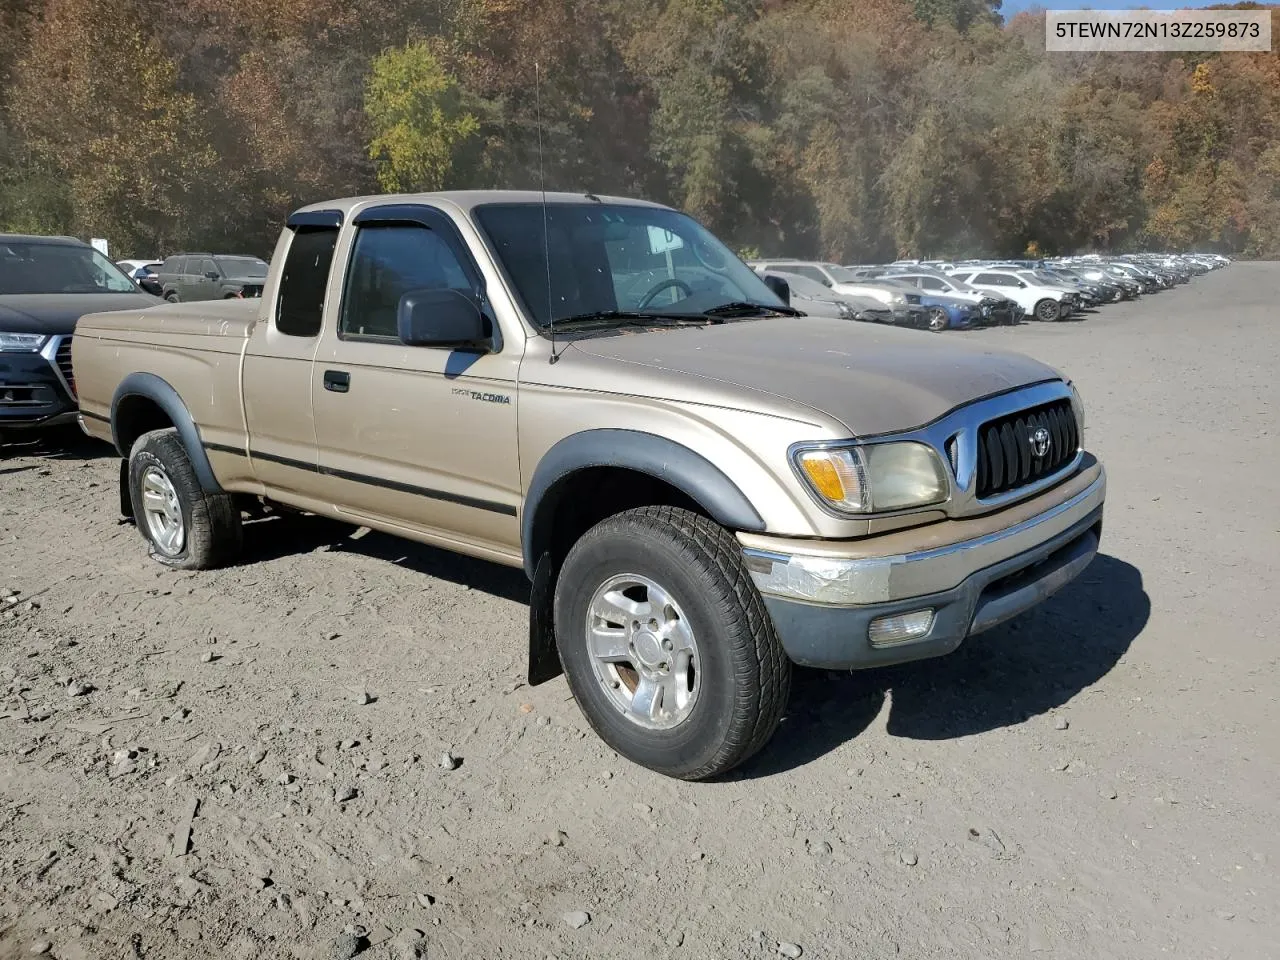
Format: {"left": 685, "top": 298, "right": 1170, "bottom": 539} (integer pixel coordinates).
{"left": 527, "top": 551, "right": 562, "bottom": 686}
{"left": 118, "top": 459, "right": 135, "bottom": 523}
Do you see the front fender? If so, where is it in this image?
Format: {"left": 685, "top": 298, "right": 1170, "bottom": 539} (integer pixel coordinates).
{"left": 521, "top": 428, "right": 765, "bottom": 577}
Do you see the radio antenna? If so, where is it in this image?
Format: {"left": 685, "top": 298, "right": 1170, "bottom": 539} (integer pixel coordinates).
{"left": 535, "top": 61, "right": 558, "bottom": 364}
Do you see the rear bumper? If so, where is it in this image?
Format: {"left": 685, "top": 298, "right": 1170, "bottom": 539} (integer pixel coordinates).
{"left": 743, "top": 466, "right": 1105, "bottom": 669}
{"left": 0, "top": 341, "right": 76, "bottom": 431}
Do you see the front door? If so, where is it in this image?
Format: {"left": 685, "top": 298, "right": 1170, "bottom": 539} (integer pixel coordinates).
{"left": 310, "top": 206, "right": 521, "bottom": 561}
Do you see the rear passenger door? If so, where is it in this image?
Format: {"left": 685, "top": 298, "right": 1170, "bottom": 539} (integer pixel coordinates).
{"left": 310, "top": 204, "right": 521, "bottom": 559}
{"left": 238, "top": 220, "right": 340, "bottom": 499}
{"left": 161, "top": 256, "right": 184, "bottom": 298}
{"left": 192, "top": 257, "right": 218, "bottom": 300}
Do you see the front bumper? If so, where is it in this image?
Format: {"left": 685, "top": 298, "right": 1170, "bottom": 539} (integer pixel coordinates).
{"left": 0, "top": 336, "right": 77, "bottom": 431}
{"left": 742, "top": 465, "right": 1105, "bottom": 669}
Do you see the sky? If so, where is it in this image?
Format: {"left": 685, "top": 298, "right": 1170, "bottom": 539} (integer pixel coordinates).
{"left": 1002, "top": 0, "right": 1232, "bottom": 14}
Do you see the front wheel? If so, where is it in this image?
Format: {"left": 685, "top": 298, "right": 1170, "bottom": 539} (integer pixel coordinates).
{"left": 554, "top": 506, "right": 790, "bottom": 780}
{"left": 1034, "top": 298, "right": 1061, "bottom": 322}
{"left": 128, "top": 428, "right": 242, "bottom": 569}
{"left": 926, "top": 307, "right": 949, "bottom": 332}
{"left": 164, "top": 291, "right": 179, "bottom": 303}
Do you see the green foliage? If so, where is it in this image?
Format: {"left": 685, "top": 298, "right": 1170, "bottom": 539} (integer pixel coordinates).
{"left": 364, "top": 41, "right": 481, "bottom": 193}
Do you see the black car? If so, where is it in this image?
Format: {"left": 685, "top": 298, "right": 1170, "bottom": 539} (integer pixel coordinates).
{"left": 1, "top": 235, "right": 159, "bottom": 440}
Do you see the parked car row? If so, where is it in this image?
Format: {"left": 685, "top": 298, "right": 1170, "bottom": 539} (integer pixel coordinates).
{"left": 749, "top": 252, "right": 1229, "bottom": 331}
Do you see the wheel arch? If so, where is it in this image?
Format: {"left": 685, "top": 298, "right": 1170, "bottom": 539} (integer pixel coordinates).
{"left": 110, "top": 373, "right": 222, "bottom": 493}
{"left": 521, "top": 429, "right": 765, "bottom": 579}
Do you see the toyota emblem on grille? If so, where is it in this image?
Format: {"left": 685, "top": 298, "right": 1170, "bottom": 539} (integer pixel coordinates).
{"left": 1029, "top": 426, "right": 1051, "bottom": 458}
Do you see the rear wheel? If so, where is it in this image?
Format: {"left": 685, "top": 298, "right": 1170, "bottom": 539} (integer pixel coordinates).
{"left": 1033, "top": 298, "right": 1061, "bottom": 322}
{"left": 128, "top": 428, "right": 242, "bottom": 569}
{"left": 554, "top": 506, "right": 790, "bottom": 780}
{"left": 926, "top": 307, "right": 949, "bottom": 332}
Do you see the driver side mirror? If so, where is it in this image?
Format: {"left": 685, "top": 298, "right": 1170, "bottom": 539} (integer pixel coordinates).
{"left": 398, "top": 288, "right": 490, "bottom": 349}
{"left": 762, "top": 274, "right": 790, "bottom": 305}
{"left": 205, "top": 271, "right": 220, "bottom": 280}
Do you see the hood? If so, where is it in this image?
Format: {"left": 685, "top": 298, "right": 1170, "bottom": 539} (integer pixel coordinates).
{"left": 0, "top": 293, "right": 161, "bottom": 335}
{"left": 567, "top": 316, "right": 1061, "bottom": 437}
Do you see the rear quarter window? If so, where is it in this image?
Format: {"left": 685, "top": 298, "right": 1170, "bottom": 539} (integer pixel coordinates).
{"left": 276, "top": 227, "right": 339, "bottom": 337}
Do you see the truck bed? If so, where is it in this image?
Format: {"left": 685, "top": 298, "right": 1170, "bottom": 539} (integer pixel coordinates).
{"left": 73, "top": 300, "right": 258, "bottom": 447}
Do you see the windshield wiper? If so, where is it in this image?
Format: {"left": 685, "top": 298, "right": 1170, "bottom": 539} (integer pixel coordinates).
{"left": 552, "top": 310, "right": 716, "bottom": 330}
{"left": 701, "top": 301, "right": 802, "bottom": 318}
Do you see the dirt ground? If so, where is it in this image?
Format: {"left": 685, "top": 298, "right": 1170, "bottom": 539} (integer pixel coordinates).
{"left": 2, "top": 263, "right": 1277, "bottom": 960}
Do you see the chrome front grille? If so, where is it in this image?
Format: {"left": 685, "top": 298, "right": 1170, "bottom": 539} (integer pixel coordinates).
{"left": 974, "top": 399, "right": 1078, "bottom": 500}
{"left": 876, "top": 381, "right": 1084, "bottom": 518}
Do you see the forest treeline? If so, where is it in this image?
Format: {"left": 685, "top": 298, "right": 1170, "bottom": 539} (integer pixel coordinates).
{"left": 0, "top": 0, "right": 1277, "bottom": 260}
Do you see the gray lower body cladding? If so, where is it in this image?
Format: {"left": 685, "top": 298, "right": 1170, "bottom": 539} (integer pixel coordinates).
{"left": 763, "top": 507, "right": 1103, "bottom": 670}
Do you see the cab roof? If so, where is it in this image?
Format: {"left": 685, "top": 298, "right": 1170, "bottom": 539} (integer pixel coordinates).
{"left": 291, "top": 190, "right": 670, "bottom": 220}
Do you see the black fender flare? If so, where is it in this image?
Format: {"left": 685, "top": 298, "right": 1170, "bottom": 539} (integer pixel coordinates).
{"left": 520, "top": 428, "right": 765, "bottom": 578}
{"left": 110, "top": 372, "right": 223, "bottom": 494}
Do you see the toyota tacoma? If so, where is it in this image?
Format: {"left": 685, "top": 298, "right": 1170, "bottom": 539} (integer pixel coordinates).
{"left": 72, "top": 191, "right": 1106, "bottom": 779}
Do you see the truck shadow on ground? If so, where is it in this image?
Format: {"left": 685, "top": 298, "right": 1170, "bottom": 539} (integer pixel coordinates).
{"left": 741, "top": 553, "right": 1148, "bottom": 778}
{"left": 240, "top": 514, "right": 530, "bottom": 604}
{"left": 239, "top": 517, "right": 1148, "bottom": 777}
{"left": 0, "top": 426, "right": 113, "bottom": 462}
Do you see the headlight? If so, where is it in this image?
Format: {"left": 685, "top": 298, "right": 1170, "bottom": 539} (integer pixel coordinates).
{"left": 1069, "top": 382, "right": 1086, "bottom": 444}
{"left": 0, "top": 332, "right": 48, "bottom": 353}
{"left": 792, "top": 441, "right": 949, "bottom": 514}
{"left": 889, "top": 294, "right": 906, "bottom": 305}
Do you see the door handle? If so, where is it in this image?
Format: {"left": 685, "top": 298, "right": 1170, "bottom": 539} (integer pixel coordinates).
{"left": 323, "top": 370, "right": 350, "bottom": 393}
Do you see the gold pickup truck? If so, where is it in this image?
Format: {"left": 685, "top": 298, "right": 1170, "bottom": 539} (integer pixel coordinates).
{"left": 73, "top": 191, "right": 1105, "bottom": 779}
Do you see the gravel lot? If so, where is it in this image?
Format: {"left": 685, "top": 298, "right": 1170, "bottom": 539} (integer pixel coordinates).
{"left": 2, "top": 263, "right": 1277, "bottom": 960}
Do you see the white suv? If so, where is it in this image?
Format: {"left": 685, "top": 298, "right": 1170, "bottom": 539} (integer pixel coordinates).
{"left": 947, "top": 268, "right": 1077, "bottom": 322}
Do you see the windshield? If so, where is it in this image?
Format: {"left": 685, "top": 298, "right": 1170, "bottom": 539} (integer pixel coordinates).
{"left": 215, "top": 256, "right": 268, "bottom": 277}
{"left": 473, "top": 202, "right": 785, "bottom": 327}
{"left": 0, "top": 241, "right": 138, "bottom": 295}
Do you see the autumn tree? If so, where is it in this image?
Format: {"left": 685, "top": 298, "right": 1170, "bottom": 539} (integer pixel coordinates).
{"left": 364, "top": 41, "right": 483, "bottom": 193}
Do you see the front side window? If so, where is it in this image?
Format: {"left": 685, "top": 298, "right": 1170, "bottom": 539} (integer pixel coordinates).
{"left": 340, "top": 224, "right": 475, "bottom": 340}
{"left": 776, "top": 273, "right": 832, "bottom": 298}
{"left": 200, "top": 258, "right": 217, "bottom": 278}
{"left": 919, "top": 276, "right": 945, "bottom": 291}
{"left": 473, "top": 202, "right": 785, "bottom": 328}
{"left": 0, "top": 242, "right": 136, "bottom": 295}
{"left": 276, "top": 227, "right": 338, "bottom": 337}
{"left": 975, "top": 273, "right": 1011, "bottom": 286}
{"left": 786, "top": 264, "right": 830, "bottom": 286}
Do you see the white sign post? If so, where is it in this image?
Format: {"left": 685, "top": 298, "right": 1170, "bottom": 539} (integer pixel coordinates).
{"left": 90, "top": 238, "right": 110, "bottom": 257}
